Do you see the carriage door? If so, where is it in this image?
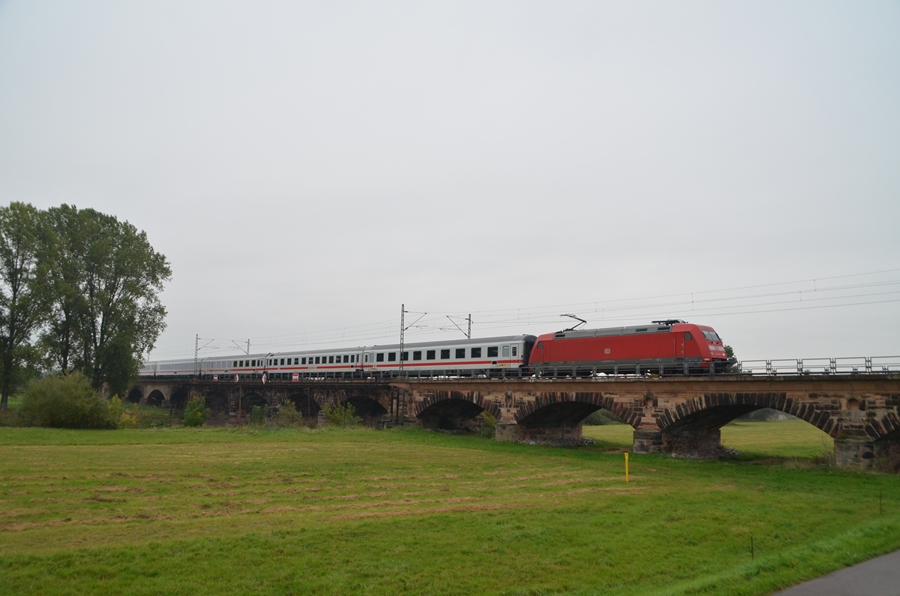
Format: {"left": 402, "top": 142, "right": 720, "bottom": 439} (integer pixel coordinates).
{"left": 502, "top": 344, "right": 510, "bottom": 366}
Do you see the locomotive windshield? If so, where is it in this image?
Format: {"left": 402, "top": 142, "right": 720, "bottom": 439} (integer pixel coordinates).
{"left": 702, "top": 330, "right": 721, "bottom": 342}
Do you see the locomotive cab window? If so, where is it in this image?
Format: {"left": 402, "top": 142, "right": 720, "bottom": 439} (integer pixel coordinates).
{"left": 684, "top": 332, "right": 692, "bottom": 341}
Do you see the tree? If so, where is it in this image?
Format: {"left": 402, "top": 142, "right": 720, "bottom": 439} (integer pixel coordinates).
{"left": 41, "top": 206, "right": 171, "bottom": 396}
{"left": 0, "top": 203, "right": 50, "bottom": 409}
{"left": 724, "top": 345, "right": 738, "bottom": 373}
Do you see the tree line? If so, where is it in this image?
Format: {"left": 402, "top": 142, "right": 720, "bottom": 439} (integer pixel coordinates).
{"left": 0, "top": 203, "right": 171, "bottom": 409}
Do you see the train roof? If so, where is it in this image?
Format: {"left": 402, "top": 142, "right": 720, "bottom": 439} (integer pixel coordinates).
{"left": 546, "top": 323, "right": 687, "bottom": 340}
{"left": 366, "top": 335, "right": 536, "bottom": 351}
{"left": 143, "top": 335, "right": 537, "bottom": 365}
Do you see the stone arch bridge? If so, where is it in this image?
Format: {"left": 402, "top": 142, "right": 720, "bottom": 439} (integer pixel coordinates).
{"left": 129, "top": 374, "right": 900, "bottom": 470}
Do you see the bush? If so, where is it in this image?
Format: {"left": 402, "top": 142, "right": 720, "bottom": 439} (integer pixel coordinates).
{"left": 321, "top": 402, "right": 360, "bottom": 427}
{"left": 19, "top": 372, "right": 115, "bottom": 429}
{"left": 272, "top": 400, "right": 304, "bottom": 428}
{"left": 478, "top": 411, "right": 497, "bottom": 438}
{"left": 249, "top": 404, "right": 269, "bottom": 427}
{"left": 182, "top": 397, "right": 209, "bottom": 427}
{"left": 106, "top": 394, "right": 143, "bottom": 428}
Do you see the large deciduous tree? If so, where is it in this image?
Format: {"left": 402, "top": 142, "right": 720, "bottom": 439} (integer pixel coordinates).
{"left": 0, "top": 203, "right": 50, "bottom": 409}
{"left": 42, "top": 206, "right": 171, "bottom": 396}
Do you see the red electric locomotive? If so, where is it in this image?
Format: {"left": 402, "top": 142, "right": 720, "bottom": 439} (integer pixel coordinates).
{"left": 528, "top": 319, "right": 729, "bottom": 376}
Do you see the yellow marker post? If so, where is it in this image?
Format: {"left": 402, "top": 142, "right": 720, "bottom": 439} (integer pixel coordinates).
{"left": 624, "top": 452, "right": 629, "bottom": 483}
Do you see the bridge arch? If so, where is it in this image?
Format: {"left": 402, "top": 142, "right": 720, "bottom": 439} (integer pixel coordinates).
{"left": 238, "top": 392, "right": 269, "bottom": 415}
{"left": 514, "top": 392, "right": 639, "bottom": 429}
{"left": 656, "top": 392, "right": 836, "bottom": 436}
{"left": 126, "top": 387, "right": 143, "bottom": 404}
{"left": 146, "top": 389, "right": 166, "bottom": 408}
{"left": 415, "top": 391, "right": 501, "bottom": 431}
{"left": 344, "top": 394, "right": 389, "bottom": 425}
{"left": 285, "top": 392, "right": 322, "bottom": 420}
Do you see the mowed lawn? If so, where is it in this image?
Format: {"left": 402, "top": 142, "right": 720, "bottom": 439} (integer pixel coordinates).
{"left": 1, "top": 425, "right": 898, "bottom": 595}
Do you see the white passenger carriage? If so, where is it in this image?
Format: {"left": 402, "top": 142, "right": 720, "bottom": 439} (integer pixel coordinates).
{"left": 139, "top": 335, "right": 537, "bottom": 380}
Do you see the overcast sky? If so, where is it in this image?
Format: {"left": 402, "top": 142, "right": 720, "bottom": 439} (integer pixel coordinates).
{"left": 1, "top": 1, "right": 898, "bottom": 363}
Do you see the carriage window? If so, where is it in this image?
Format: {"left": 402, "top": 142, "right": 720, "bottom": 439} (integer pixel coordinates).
{"left": 471, "top": 347, "right": 482, "bottom": 358}
{"left": 240, "top": 360, "right": 244, "bottom": 367}
{"left": 388, "top": 352, "right": 396, "bottom": 361}
{"left": 328, "top": 356, "right": 333, "bottom": 363}
{"left": 413, "top": 351, "right": 422, "bottom": 361}
{"left": 512, "top": 346, "right": 518, "bottom": 357}
{"left": 488, "top": 347, "right": 498, "bottom": 357}
{"left": 376, "top": 353, "right": 384, "bottom": 362}
{"left": 426, "top": 350, "right": 436, "bottom": 360}
{"left": 302, "top": 357, "right": 306, "bottom": 365}
{"left": 441, "top": 349, "right": 450, "bottom": 359}
{"left": 502, "top": 346, "right": 510, "bottom": 357}
{"left": 315, "top": 356, "right": 320, "bottom": 364}
{"left": 455, "top": 348, "right": 465, "bottom": 358}
{"left": 401, "top": 351, "right": 408, "bottom": 361}
{"left": 294, "top": 358, "right": 299, "bottom": 365}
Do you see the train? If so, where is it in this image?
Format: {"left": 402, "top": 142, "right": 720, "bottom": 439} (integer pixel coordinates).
{"left": 139, "top": 319, "right": 730, "bottom": 380}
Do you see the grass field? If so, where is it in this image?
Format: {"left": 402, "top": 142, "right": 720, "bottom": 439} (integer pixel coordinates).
{"left": 1, "top": 423, "right": 898, "bottom": 595}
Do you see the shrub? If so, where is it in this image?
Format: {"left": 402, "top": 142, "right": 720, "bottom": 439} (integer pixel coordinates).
{"left": 272, "top": 400, "right": 304, "bottom": 428}
{"left": 321, "top": 402, "right": 360, "bottom": 427}
{"left": 249, "top": 404, "right": 269, "bottom": 427}
{"left": 478, "top": 411, "right": 497, "bottom": 438}
{"left": 182, "top": 397, "right": 209, "bottom": 427}
{"left": 19, "top": 372, "right": 114, "bottom": 429}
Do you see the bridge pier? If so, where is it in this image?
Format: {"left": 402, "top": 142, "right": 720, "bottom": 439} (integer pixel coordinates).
{"left": 834, "top": 437, "right": 900, "bottom": 471}
{"left": 632, "top": 428, "right": 725, "bottom": 458}
{"left": 496, "top": 422, "right": 585, "bottom": 445}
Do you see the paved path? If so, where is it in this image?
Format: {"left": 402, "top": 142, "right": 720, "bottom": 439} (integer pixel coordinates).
{"left": 773, "top": 550, "right": 900, "bottom": 595}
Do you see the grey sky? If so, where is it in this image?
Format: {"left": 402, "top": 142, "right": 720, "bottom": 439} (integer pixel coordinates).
{"left": 1, "top": 1, "right": 898, "bottom": 362}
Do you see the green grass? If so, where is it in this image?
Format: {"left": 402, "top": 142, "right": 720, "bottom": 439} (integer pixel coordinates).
{"left": 1, "top": 424, "right": 898, "bottom": 595}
